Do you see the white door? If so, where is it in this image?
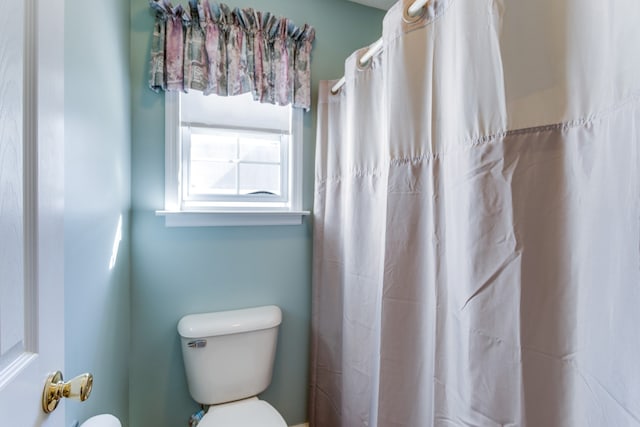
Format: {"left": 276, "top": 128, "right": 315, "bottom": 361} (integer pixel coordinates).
{"left": 0, "top": 0, "right": 65, "bottom": 425}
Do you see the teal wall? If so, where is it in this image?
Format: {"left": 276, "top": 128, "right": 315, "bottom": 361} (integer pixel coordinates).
{"left": 64, "top": 0, "right": 131, "bottom": 426}
{"left": 129, "top": 0, "right": 385, "bottom": 426}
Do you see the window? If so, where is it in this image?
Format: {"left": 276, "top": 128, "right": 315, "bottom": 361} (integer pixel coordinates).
{"left": 157, "top": 92, "right": 308, "bottom": 227}
{"left": 184, "top": 127, "right": 288, "bottom": 204}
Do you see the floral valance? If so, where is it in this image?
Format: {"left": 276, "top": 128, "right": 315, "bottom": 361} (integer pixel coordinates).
{"left": 149, "top": 0, "right": 316, "bottom": 110}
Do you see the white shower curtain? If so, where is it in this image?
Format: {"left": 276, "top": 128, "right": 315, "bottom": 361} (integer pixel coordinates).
{"left": 310, "top": 0, "right": 640, "bottom": 426}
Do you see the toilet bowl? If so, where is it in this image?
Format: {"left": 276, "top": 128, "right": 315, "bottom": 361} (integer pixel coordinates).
{"left": 178, "top": 305, "right": 287, "bottom": 427}
{"left": 198, "top": 397, "right": 286, "bottom": 427}
{"left": 80, "top": 414, "right": 121, "bottom": 427}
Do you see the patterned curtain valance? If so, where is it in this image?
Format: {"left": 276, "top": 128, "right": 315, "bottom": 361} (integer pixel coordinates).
{"left": 149, "top": 0, "right": 316, "bottom": 110}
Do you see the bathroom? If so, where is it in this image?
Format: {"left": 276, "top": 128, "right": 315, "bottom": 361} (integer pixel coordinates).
{"left": 63, "top": 0, "right": 384, "bottom": 426}
{"left": 2, "top": 0, "right": 638, "bottom": 425}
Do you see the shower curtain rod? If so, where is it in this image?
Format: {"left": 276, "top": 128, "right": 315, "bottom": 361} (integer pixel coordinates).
{"left": 330, "top": 0, "right": 430, "bottom": 94}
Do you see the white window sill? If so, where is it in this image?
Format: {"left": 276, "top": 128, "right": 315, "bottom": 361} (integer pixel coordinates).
{"left": 155, "top": 210, "right": 311, "bottom": 227}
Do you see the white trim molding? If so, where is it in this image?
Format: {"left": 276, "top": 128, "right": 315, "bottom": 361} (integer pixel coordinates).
{"left": 164, "top": 91, "right": 182, "bottom": 212}
{"left": 156, "top": 210, "right": 310, "bottom": 227}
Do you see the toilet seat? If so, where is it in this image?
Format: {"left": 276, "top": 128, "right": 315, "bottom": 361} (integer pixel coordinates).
{"left": 198, "top": 397, "right": 287, "bottom": 427}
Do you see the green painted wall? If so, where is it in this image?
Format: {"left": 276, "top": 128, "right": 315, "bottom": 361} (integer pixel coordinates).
{"left": 64, "top": 0, "right": 131, "bottom": 425}
{"left": 129, "top": 0, "right": 385, "bottom": 426}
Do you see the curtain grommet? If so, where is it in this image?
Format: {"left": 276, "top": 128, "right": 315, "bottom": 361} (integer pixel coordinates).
{"left": 403, "top": 1, "right": 428, "bottom": 24}
{"left": 330, "top": 77, "right": 346, "bottom": 95}
{"left": 357, "top": 54, "right": 373, "bottom": 71}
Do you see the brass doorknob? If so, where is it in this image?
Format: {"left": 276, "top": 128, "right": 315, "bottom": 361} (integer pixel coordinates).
{"left": 42, "top": 371, "right": 93, "bottom": 414}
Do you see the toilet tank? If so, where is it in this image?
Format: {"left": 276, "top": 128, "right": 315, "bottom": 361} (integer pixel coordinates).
{"left": 177, "top": 305, "right": 282, "bottom": 405}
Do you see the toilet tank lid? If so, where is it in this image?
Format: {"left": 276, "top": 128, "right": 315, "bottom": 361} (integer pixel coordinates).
{"left": 178, "top": 305, "right": 282, "bottom": 338}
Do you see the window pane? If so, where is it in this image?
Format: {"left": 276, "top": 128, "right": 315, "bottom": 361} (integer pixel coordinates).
{"left": 190, "top": 161, "right": 237, "bottom": 194}
{"left": 239, "top": 137, "right": 280, "bottom": 163}
{"left": 239, "top": 163, "right": 281, "bottom": 195}
{"left": 182, "top": 91, "right": 291, "bottom": 132}
{"left": 191, "top": 133, "right": 237, "bottom": 161}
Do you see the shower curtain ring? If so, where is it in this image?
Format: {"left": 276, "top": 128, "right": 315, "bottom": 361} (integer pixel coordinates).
{"left": 357, "top": 55, "right": 373, "bottom": 71}
{"left": 403, "top": 0, "right": 429, "bottom": 23}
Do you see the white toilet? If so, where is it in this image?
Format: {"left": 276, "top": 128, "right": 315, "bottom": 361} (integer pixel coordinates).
{"left": 177, "top": 305, "right": 287, "bottom": 427}
{"left": 80, "top": 414, "right": 121, "bottom": 427}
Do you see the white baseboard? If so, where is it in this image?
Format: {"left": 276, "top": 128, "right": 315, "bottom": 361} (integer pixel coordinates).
{"left": 290, "top": 424, "right": 309, "bottom": 427}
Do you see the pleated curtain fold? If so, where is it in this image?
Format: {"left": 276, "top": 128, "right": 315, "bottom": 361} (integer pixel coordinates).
{"left": 148, "top": 0, "right": 315, "bottom": 110}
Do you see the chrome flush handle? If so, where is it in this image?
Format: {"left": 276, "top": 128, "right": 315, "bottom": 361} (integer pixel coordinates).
{"left": 187, "top": 340, "right": 207, "bottom": 349}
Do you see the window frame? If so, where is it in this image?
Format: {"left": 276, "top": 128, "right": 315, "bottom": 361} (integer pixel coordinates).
{"left": 157, "top": 92, "right": 309, "bottom": 227}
